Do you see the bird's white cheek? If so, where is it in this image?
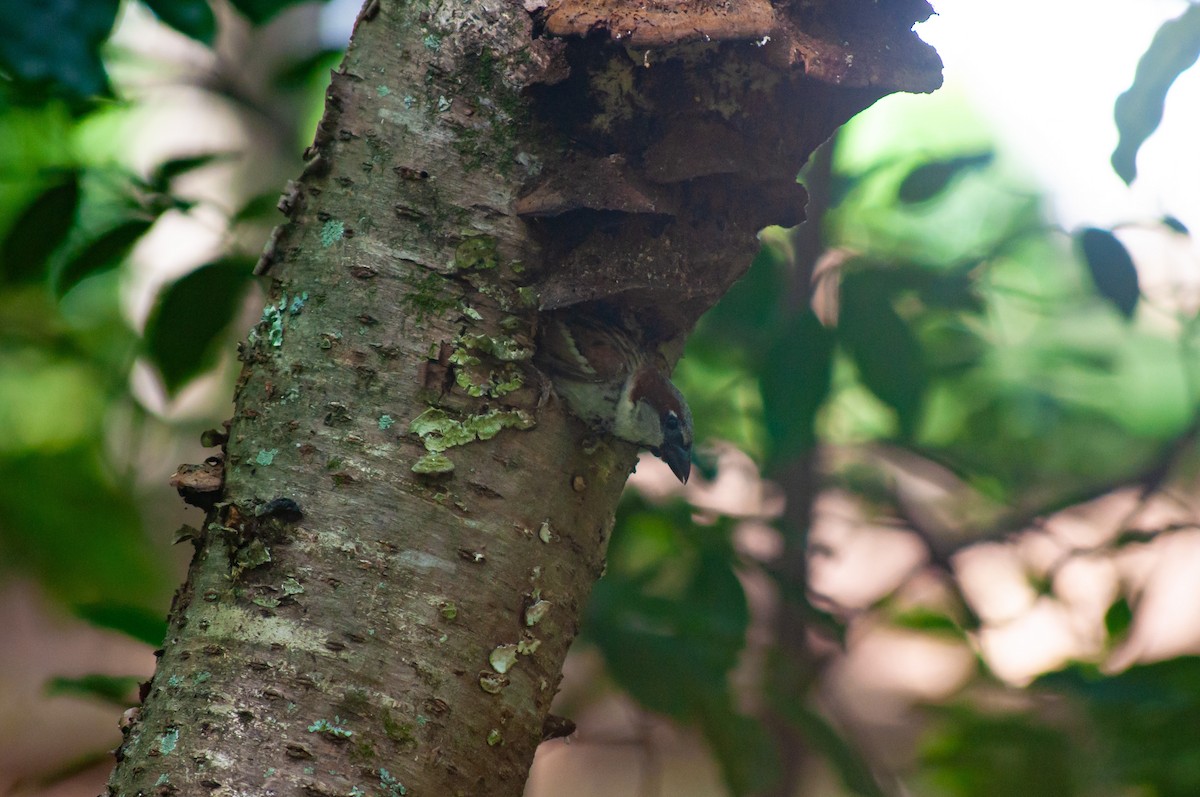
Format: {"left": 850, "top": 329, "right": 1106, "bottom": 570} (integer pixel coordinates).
{"left": 614, "top": 399, "right": 664, "bottom": 448}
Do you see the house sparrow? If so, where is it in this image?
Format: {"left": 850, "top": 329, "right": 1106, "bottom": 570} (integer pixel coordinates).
{"left": 537, "top": 311, "right": 693, "bottom": 483}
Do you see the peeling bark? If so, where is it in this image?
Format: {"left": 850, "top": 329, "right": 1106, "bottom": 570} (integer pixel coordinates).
{"left": 106, "top": 1, "right": 940, "bottom": 795}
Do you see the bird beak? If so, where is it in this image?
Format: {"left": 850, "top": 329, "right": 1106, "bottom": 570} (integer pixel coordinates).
{"left": 658, "top": 441, "right": 692, "bottom": 484}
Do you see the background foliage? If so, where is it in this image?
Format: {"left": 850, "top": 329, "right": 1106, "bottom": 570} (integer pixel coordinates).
{"left": 3, "top": 1, "right": 1200, "bottom": 795}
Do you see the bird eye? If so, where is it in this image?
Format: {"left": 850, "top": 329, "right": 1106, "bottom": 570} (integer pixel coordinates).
{"left": 663, "top": 412, "right": 680, "bottom": 431}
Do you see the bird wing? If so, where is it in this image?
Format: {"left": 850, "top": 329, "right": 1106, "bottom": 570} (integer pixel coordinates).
{"left": 539, "top": 314, "right": 639, "bottom": 383}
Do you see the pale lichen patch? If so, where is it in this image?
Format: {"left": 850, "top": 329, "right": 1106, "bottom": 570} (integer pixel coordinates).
{"left": 412, "top": 452, "right": 455, "bottom": 474}
{"left": 320, "top": 220, "right": 346, "bottom": 247}
{"left": 489, "top": 644, "right": 519, "bottom": 674}
{"left": 408, "top": 408, "right": 535, "bottom": 474}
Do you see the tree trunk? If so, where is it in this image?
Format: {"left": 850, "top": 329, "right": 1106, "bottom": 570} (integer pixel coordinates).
{"left": 106, "top": 1, "right": 941, "bottom": 794}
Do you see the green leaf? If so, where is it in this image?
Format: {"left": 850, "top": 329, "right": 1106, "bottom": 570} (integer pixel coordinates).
{"left": 586, "top": 501, "right": 742, "bottom": 702}
{"left": 585, "top": 496, "right": 766, "bottom": 792}
{"left": 891, "top": 607, "right": 966, "bottom": 639}
{"left": 1112, "top": 4, "right": 1200, "bottom": 184}
{"left": 759, "top": 309, "right": 834, "bottom": 464}
{"left": 839, "top": 272, "right": 928, "bottom": 439}
{"left": 0, "top": 0, "right": 119, "bottom": 103}
{"left": 1112, "top": 529, "right": 1158, "bottom": 548}
{"left": 0, "top": 449, "right": 167, "bottom": 607}
{"left": 144, "top": 257, "right": 254, "bottom": 393}
{"left": 46, "top": 674, "right": 142, "bottom": 707}
{"left": 827, "top": 153, "right": 893, "bottom": 210}
{"left": 0, "top": 349, "right": 105, "bottom": 454}
{"left": 231, "top": 191, "right": 284, "bottom": 224}
{"left": 0, "top": 170, "right": 81, "bottom": 284}
{"left": 272, "top": 47, "right": 346, "bottom": 90}
{"left": 698, "top": 698, "right": 781, "bottom": 795}
{"left": 918, "top": 704, "right": 1075, "bottom": 797}
{"left": 142, "top": 0, "right": 217, "bottom": 44}
{"left": 1035, "top": 658, "right": 1200, "bottom": 795}
{"left": 74, "top": 602, "right": 168, "bottom": 646}
{"left": 1104, "top": 596, "right": 1134, "bottom": 642}
{"left": 694, "top": 245, "right": 788, "bottom": 357}
{"left": 55, "top": 218, "right": 154, "bottom": 296}
{"left": 148, "top": 152, "right": 236, "bottom": 193}
{"left": 227, "top": 0, "right": 324, "bottom": 25}
{"left": 896, "top": 152, "right": 994, "bottom": 205}
{"left": 1077, "top": 227, "right": 1140, "bottom": 319}
{"left": 1037, "top": 657, "right": 1200, "bottom": 709}
{"left": 1162, "top": 215, "right": 1189, "bottom": 235}
{"left": 791, "top": 707, "right": 887, "bottom": 797}
{"left": 589, "top": 547, "right": 749, "bottom": 716}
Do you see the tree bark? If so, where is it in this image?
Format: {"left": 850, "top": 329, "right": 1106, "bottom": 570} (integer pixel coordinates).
{"left": 106, "top": 1, "right": 941, "bottom": 795}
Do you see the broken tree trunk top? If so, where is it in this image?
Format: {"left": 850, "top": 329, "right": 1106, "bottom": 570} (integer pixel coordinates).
{"left": 541, "top": 0, "right": 942, "bottom": 93}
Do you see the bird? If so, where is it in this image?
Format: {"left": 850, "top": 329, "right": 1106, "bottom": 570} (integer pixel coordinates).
{"left": 537, "top": 310, "right": 693, "bottom": 483}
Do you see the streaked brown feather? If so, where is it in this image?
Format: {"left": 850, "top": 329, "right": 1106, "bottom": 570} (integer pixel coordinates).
{"left": 537, "top": 313, "right": 643, "bottom": 382}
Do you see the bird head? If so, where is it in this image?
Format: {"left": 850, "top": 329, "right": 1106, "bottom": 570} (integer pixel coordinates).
{"left": 536, "top": 312, "right": 695, "bottom": 483}
{"left": 615, "top": 365, "right": 694, "bottom": 483}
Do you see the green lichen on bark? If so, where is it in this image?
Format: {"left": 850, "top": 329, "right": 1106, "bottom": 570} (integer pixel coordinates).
{"left": 409, "top": 407, "right": 534, "bottom": 454}
{"left": 442, "top": 47, "right": 528, "bottom": 174}
{"left": 320, "top": 219, "right": 346, "bottom": 246}
{"left": 412, "top": 451, "right": 455, "bottom": 474}
{"left": 457, "top": 332, "right": 532, "bottom": 362}
{"left": 453, "top": 235, "right": 499, "bottom": 271}
{"left": 399, "top": 269, "right": 458, "bottom": 321}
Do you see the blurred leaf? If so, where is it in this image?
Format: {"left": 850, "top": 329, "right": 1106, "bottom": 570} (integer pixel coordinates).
{"left": 0, "top": 449, "right": 166, "bottom": 607}
{"left": 589, "top": 544, "right": 748, "bottom": 715}
{"left": 1027, "top": 570, "right": 1054, "bottom": 597}
{"left": 148, "top": 152, "right": 236, "bottom": 194}
{"left": 228, "top": 0, "right": 326, "bottom": 24}
{"left": 759, "top": 309, "right": 834, "bottom": 463}
{"left": 586, "top": 496, "right": 764, "bottom": 792}
{"left": 1077, "top": 227, "right": 1140, "bottom": 319}
{"left": 1162, "top": 215, "right": 1189, "bottom": 235}
{"left": 897, "top": 152, "right": 994, "bottom": 204}
{"left": 144, "top": 257, "right": 254, "bottom": 394}
{"left": 0, "top": 105, "right": 74, "bottom": 186}
{"left": 1038, "top": 658, "right": 1200, "bottom": 709}
{"left": 273, "top": 47, "right": 346, "bottom": 89}
{"left": 839, "top": 271, "right": 928, "bottom": 439}
{"left": 690, "top": 447, "right": 721, "bottom": 482}
{"left": 672, "top": 353, "right": 766, "bottom": 460}
{"left": 1104, "top": 595, "right": 1133, "bottom": 642}
{"left": 0, "top": 0, "right": 119, "bottom": 104}
{"left": 792, "top": 707, "right": 887, "bottom": 797}
{"left": 919, "top": 266, "right": 983, "bottom": 313}
{"left": 46, "top": 674, "right": 141, "bottom": 707}
{"left": 0, "top": 170, "right": 80, "bottom": 284}
{"left": 919, "top": 315, "right": 986, "bottom": 374}
{"left": 763, "top": 563, "right": 848, "bottom": 645}
{"left": 1112, "top": 529, "right": 1159, "bottom": 548}
{"left": 1037, "top": 658, "right": 1200, "bottom": 796}
{"left": 55, "top": 217, "right": 154, "bottom": 297}
{"left": 142, "top": 0, "right": 216, "bottom": 44}
{"left": 828, "top": 157, "right": 893, "bottom": 209}
{"left": 0, "top": 350, "right": 105, "bottom": 454}
{"left": 231, "top": 190, "right": 284, "bottom": 224}
{"left": 74, "top": 602, "right": 167, "bottom": 646}
{"left": 841, "top": 262, "right": 982, "bottom": 315}
{"left": 1112, "top": 4, "right": 1200, "bottom": 184}
{"left": 698, "top": 700, "right": 781, "bottom": 795}
{"left": 693, "top": 244, "right": 788, "bottom": 359}
{"left": 918, "top": 704, "right": 1075, "bottom": 797}
{"left": 0, "top": 288, "right": 64, "bottom": 346}
{"left": 891, "top": 607, "right": 966, "bottom": 639}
